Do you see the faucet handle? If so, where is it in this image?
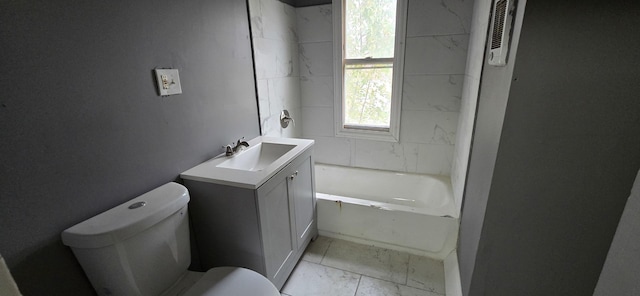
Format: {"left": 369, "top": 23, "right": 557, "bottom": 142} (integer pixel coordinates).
{"left": 280, "top": 110, "right": 295, "bottom": 128}
{"left": 222, "top": 145, "right": 235, "bottom": 156}
{"left": 236, "top": 137, "right": 249, "bottom": 147}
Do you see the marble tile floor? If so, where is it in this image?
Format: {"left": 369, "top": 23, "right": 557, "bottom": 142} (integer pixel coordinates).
{"left": 281, "top": 236, "right": 445, "bottom": 296}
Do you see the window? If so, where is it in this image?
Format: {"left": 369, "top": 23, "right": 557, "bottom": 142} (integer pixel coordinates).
{"left": 333, "top": 0, "right": 407, "bottom": 141}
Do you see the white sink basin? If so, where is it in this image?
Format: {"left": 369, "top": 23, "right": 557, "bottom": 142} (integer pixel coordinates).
{"left": 180, "top": 136, "right": 314, "bottom": 189}
{"left": 216, "top": 142, "right": 296, "bottom": 172}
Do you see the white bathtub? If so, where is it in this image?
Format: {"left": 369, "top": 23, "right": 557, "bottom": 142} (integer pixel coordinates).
{"left": 315, "top": 164, "right": 459, "bottom": 259}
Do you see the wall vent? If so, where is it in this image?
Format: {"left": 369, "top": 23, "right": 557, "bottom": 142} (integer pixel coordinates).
{"left": 489, "top": 0, "right": 515, "bottom": 66}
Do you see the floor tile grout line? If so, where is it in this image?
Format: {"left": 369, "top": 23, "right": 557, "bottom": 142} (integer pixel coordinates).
{"left": 318, "top": 238, "right": 333, "bottom": 265}
{"left": 359, "top": 274, "right": 445, "bottom": 295}
{"left": 315, "top": 238, "right": 414, "bottom": 286}
{"left": 303, "top": 237, "right": 446, "bottom": 293}
{"left": 304, "top": 260, "right": 362, "bottom": 277}
{"left": 283, "top": 263, "right": 445, "bottom": 296}
{"left": 299, "top": 260, "right": 393, "bottom": 286}
{"left": 405, "top": 254, "right": 410, "bottom": 285}
{"left": 313, "top": 259, "right": 409, "bottom": 286}
{"left": 352, "top": 274, "right": 363, "bottom": 296}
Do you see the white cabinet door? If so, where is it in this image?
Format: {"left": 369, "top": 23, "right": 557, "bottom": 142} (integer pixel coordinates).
{"left": 289, "top": 157, "right": 315, "bottom": 247}
{"left": 258, "top": 177, "right": 295, "bottom": 281}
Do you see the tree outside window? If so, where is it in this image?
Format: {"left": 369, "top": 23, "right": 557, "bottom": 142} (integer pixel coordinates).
{"left": 334, "top": 0, "right": 407, "bottom": 141}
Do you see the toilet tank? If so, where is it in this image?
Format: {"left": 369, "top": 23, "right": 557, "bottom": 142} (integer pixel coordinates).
{"left": 62, "top": 182, "right": 191, "bottom": 296}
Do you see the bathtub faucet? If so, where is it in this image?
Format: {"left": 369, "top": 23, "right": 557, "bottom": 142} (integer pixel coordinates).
{"left": 224, "top": 137, "right": 250, "bottom": 156}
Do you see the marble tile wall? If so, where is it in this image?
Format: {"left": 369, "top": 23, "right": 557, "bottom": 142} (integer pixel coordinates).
{"left": 451, "top": 0, "right": 491, "bottom": 213}
{"left": 249, "top": 0, "right": 302, "bottom": 138}
{"left": 297, "top": 0, "right": 473, "bottom": 176}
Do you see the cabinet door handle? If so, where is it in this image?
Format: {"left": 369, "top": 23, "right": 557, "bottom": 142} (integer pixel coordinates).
{"left": 290, "top": 171, "right": 298, "bottom": 180}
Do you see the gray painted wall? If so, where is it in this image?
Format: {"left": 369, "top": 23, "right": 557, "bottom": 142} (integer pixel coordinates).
{"left": 457, "top": 0, "right": 526, "bottom": 292}
{"left": 459, "top": 0, "right": 640, "bottom": 295}
{"left": 0, "top": 0, "right": 259, "bottom": 294}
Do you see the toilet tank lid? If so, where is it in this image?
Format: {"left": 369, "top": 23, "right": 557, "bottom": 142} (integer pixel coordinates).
{"left": 61, "top": 182, "right": 190, "bottom": 249}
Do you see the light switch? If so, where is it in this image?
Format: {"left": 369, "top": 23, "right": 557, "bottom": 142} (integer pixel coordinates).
{"left": 154, "top": 69, "right": 182, "bottom": 96}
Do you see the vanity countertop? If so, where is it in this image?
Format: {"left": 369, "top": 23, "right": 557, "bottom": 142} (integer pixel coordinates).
{"left": 180, "top": 136, "right": 314, "bottom": 189}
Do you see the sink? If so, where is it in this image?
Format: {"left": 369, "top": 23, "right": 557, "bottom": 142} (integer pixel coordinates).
{"left": 216, "top": 142, "right": 296, "bottom": 172}
{"left": 180, "top": 136, "right": 314, "bottom": 189}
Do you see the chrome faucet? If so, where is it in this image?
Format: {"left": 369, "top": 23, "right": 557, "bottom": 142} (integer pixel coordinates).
{"left": 224, "top": 137, "right": 250, "bottom": 156}
{"left": 280, "top": 110, "right": 295, "bottom": 128}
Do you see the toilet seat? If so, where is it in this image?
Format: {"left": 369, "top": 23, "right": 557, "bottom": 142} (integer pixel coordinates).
{"left": 182, "top": 267, "right": 280, "bottom": 296}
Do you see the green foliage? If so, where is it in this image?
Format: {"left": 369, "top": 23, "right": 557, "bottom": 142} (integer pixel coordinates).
{"left": 344, "top": 65, "right": 393, "bottom": 127}
{"left": 345, "top": 0, "right": 396, "bottom": 59}
{"left": 343, "top": 0, "right": 397, "bottom": 127}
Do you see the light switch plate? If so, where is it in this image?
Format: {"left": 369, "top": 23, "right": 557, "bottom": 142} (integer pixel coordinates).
{"left": 154, "top": 69, "right": 182, "bottom": 96}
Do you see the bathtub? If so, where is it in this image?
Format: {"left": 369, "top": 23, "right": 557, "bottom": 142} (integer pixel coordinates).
{"left": 315, "top": 164, "right": 459, "bottom": 259}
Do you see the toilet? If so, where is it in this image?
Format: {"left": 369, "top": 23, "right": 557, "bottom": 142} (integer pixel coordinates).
{"left": 61, "top": 182, "right": 280, "bottom": 296}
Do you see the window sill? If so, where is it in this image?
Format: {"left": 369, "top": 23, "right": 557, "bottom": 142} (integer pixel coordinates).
{"left": 335, "top": 127, "right": 399, "bottom": 142}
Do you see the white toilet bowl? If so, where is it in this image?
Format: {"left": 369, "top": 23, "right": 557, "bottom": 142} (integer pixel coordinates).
{"left": 61, "top": 182, "right": 280, "bottom": 296}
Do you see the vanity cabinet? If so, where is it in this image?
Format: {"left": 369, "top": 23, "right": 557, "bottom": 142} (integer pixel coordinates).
{"left": 182, "top": 147, "right": 317, "bottom": 290}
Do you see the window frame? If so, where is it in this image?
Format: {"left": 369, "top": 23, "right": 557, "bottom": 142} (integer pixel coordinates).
{"left": 333, "top": 0, "right": 408, "bottom": 142}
